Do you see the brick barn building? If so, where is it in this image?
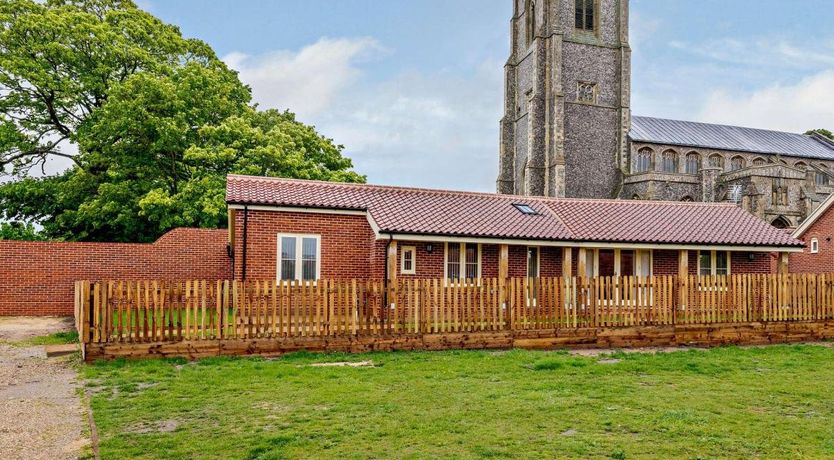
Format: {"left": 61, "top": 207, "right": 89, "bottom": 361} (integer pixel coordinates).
{"left": 226, "top": 175, "right": 802, "bottom": 283}
{"left": 790, "top": 193, "right": 834, "bottom": 273}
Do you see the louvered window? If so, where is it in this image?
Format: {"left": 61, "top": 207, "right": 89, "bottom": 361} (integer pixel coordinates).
{"left": 575, "top": 0, "right": 595, "bottom": 32}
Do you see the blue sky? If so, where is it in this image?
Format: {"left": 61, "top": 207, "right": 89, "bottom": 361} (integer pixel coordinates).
{"left": 139, "top": 0, "right": 834, "bottom": 192}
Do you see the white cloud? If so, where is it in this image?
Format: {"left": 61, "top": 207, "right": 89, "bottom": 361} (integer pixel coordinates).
{"left": 697, "top": 71, "right": 834, "bottom": 133}
{"left": 223, "top": 37, "right": 383, "bottom": 120}
{"left": 226, "top": 39, "right": 503, "bottom": 192}
{"left": 669, "top": 37, "right": 834, "bottom": 70}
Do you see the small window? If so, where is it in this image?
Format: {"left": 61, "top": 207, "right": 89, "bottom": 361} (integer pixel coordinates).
{"left": 278, "top": 234, "right": 320, "bottom": 281}
{"left": 730, "top": 156, "right": 745, "bottom": 171}
{"left": 660, "top": 150, "right": 678, "bottom": 173}
{"left": 577, "top": 82, "right": 597, "bottom": 104}
{"left": 401, "top": 246, "right": 416, "bottom": 275}
{"left": 634, "top": 148, "right": 652, "bottom": 173}
{"left": 795, "top": 162, "right": 807, "bottom": 171}
{"left": 446, "top": 243, "right": 480, "bottom": 281}
{"left": 575, "top": 0, "right": 595, "bottom": 32}
{"left": 699, "top": 250, "right": 731, "bottom": 276}
{"left": 685, "top": 152, "right": 700, "bottom": 174}
{"left": 753, "top": 157, "right": 766, "bottom": 166}
{"left": 811, "top": 238, "right": 819, "bottom": 254}
{"left": 513, "top": 203, "right": 538, "bottom": 215}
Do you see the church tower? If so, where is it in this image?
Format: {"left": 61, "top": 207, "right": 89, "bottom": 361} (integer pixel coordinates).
{"left": 497, "top": 0, "right": 631, "bottom": 198}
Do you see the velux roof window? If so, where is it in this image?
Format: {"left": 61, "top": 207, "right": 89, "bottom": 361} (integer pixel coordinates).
{"left": 513, "top": 203, "right": 538, "bottom": 215}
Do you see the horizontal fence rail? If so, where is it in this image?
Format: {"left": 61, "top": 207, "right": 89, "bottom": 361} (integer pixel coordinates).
{"left": 74, "top": 274, "right": 834, "bottom": 345}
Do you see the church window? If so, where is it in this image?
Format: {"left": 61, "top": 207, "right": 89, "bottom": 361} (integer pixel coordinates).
{"left": 771, "top": 216, "right": 791, "bottom": 229}
{"left": 817, "top": 165, "right": 830, "bottom": 186}
{"left": 730, "top": 156, "right": 745, "bottom": 171}
{"left": 576, "top": 82, "right": 597, "bottom": 104}
{"left": 575, "top": 0, "right": 596, "bottom": 32}
{"left": 634, "top": 148, "right": 652, "bottom": 173}
{"left": 753, "top": 157, "right": 766, "bottom": 166}
{"left": 708, "top": 154, "right": 724, "bottom": 170}
{"left": 660, "top": 150, "right": 678, "bottom": 173}
{"left": 526, "top": 1, "right": 536, "bottom": 47}
{"left": 632, "top": 194, "right": 641, "bottom": 200}
{"left": 681, "top": 196, "right": 694, "bottom": 202}
{"left": 685, "top": 153, "right": 700, "bottom": 174}
{"left": 794, "top": 161, "right": 807, "bottom": 171}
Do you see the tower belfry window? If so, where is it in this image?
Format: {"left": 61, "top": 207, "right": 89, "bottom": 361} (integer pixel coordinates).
{"left": 575, "top": 0, "right": 596, "bottom": 32}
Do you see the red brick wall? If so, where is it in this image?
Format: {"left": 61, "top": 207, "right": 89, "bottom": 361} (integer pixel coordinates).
{"left": 790, "top": 205, "right": 834, "bottom": 273}
{"left": 233, "top": 210, "right": 376, "bottom": 280}
{"left": 659, "top": 250, "right": 773, "bottom": 275}
{"left": 233, "top": 210, "right": 779, "bottom": 285}
{"left": 0, "top": 228, "right": 230, "bottom": 316}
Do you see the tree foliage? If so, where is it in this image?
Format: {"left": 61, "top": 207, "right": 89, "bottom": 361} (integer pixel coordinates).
{"left": 0, "top": 0, "right": 364, "bottom": 242}
{"left": 0, "top": 221, "right": 46, "bottom": 240}
{"left": 805, "top": 129, "right": 834, "bottom": 141}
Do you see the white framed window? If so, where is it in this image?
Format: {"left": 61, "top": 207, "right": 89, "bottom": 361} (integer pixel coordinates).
{"left": 277, "top": 234, "right": 321, "bottom": 281}
{"left": 445, "top": 242, "right": 481, "bottom": 281}
{"left": 698, "top": 250, "right": 731, "bottom": 276}
{"left": 811, "top": 238, "right": 819, "bottom": 254}
{"left": 401, "top": 246, "right": 417, "bottom": 275}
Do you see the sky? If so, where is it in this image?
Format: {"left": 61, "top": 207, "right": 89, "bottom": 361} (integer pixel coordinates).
{"left": 134, "top": 0, "right": 834, "bottom": 192}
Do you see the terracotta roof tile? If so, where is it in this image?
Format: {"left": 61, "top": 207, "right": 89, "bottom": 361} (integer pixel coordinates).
{"left": 226, "top": 175, "right": 802, "bottom": 248}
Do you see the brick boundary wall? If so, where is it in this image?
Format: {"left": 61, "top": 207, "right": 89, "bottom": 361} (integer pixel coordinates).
{"left": 0, "top": 228, "right": 231, "bottom": 316}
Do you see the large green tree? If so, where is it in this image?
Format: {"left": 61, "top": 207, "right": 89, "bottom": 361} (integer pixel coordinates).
{"left": 0, "top": 0, "right": 363, "bottom": 242}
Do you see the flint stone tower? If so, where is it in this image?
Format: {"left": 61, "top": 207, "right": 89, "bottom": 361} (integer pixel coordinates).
{"left": 497, "top": 0, "right": 631, "bottom": 198}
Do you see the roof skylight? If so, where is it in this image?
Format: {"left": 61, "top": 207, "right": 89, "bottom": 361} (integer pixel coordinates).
{"left": 513, "top": 203, "right": 538, "bottom": 215}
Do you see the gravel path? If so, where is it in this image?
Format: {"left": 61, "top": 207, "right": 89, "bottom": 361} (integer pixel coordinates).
{"left": 0, "top": 317, "right": 89, "bottom": 460}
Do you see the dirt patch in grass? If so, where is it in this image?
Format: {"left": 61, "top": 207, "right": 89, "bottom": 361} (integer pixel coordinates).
{"left": 126, "top": 420, "right": 180, "bottom": 434}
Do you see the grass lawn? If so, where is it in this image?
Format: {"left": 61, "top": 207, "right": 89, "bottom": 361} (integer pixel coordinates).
{"left": 82, "top": 345, "right": 834, "bottom": 459}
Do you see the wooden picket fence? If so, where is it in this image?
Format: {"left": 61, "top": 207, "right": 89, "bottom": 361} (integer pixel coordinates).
{"left": 73, "top": 273, "right": 834, "bottom": 345}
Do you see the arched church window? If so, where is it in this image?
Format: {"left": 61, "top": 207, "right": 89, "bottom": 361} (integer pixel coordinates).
{"left": 660, "top": 150, "right": 678, "bottom": 173}
{"left": 771, "top": 216, "right": 791, "bottom": 229}
{"left": 685, "top": 152, "right": 700, "bottom": 174}
{"left": 681, "top": 196, "right": 694, "bottom": 202}
{"left": 753, "top": 157, "right": 766, "bottom": 166}
{"left": 632, "top": 194, "right": 641, "bottom": 200}
{"left": 795, "top": 161, "right": 807, "bottom": 171}
{"left": 817, "top": 164, "right": 830, "bottom": 186}
{"left": 526, "top": 1, "right": 536, "bottom": 47}
{"left": 730, "top": 156, "right": 745, "bottom": 171}
{"left": 634, "top": 148, "right": 652, "bottom": 173}
{"left": 708, "top": 154, "right": 724, "bottom": 170}
{"left": 575, "top": 0, "right": 595, "bottom": 32}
